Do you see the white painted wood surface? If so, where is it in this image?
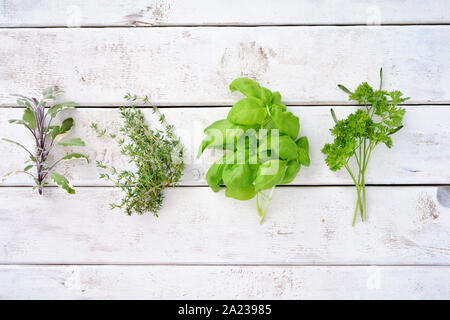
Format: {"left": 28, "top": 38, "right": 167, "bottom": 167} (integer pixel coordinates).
{"left": 1, "top": 26, "right": 449, "bottom": 106}
{"left": 1, "top": 0, "right": 449, "bottom": 27}
{"left": 1, "top": 265, "right": 448, "bottom": 299}
{"left": 0, "top": 0, "right": 449, "bottom": 300}
{"left": 0, "top": 186, "right": 448, "bottom": 264}
{"left": 1, "top": 106, "right": 449, "bottom": 186}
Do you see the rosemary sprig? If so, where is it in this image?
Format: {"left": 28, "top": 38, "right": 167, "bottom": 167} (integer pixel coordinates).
{"left": 91, "top": 94, "right": 184, "bottom": 216}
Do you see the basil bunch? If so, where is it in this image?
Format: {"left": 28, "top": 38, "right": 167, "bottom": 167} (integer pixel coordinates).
{"left": 198, "top": 78, "right": 310, "bottom": 222}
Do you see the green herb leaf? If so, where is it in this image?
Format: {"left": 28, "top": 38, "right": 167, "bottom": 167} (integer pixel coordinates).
{"left": 271, "top": 91, "right": 282, "bottom": 105}
{"left": 197, "top": 119, "right": 245, "bottom": 157}
{"left": 296, "top": 136, "right": 310, "bottom": 166}
{"left": 50, "top": 172, "right": 75, "bottom": 194}
{"left": 254, "top": 159, "right": 285, "bottom": 192}
{"left": 22, "top": 108, "right": 36, "bottom": 129}
{"left": 51, "top": 118, "right": 74, "bottom": 142}
{"left": 281, "top": 160, "right": 301, "bottom": 184}
{"left": 8, "top": 119, "right": 28, "bottom": 125}
{"left": 259, "top": 134, "right": 298, "bottom": 161}
{"left": 229, "top": 78, "right": 263, "bottom": 99}
{"left": 2, "top": 138, "right": 32, "bottom": 155}
{"left": 227, "top": 97, "right": 267, "bottom": 126}
{"left": 1, "top": 171, "right": 19, "bottom": 183}
{"left": 60, "top": 153, "right": 89, "bottom": 163}
{"left": 48, "top": 102, "right": 77, "bottom": 117}
{"left": 57, "top": 137, "right": 85, "bottom": 147}
{"left": 337, "top": 84, "right": 352, "bottom": 95}
{"left": 271, "top": 108, "right": 299, "bottom": 140}
{"left": 205, "top": 155, "right": 226, "bottom": 192}
{"left": 222, "top": 163, "right": 255, "bottom": 189}
{"left": 225, "top": 185, "right": 257, "bottom": 200}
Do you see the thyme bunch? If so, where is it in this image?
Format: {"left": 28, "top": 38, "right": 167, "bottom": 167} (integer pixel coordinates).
{"left": 91, "top": 94, "right": 184, "bottom": 216}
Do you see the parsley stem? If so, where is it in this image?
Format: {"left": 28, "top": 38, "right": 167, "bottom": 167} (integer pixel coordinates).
{"left": 352, "top": 186, "right": 361, "bottom": 226}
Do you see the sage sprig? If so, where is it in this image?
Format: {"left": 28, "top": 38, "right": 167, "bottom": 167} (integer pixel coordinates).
{"left": 1, "top": 86, "right": 88, "bottom": 194}
{"left": 91, "top": 94, "right": 184, "bottom": 216}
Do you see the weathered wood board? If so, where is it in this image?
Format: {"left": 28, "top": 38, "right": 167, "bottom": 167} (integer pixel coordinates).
{"left": 1, "top": 0, "right": 449, "bottom": 27}
{"left": 1, "top": 265, "right": 448, "bottom": 299}
{"left": 0, "top": 186, "right": 448, "bottom": 265}
{"left": 0, "top": 0, "right": 449, "bottom": 300}
{"left": 1, "top": 106, "right": 449, "bottom": 186}
{"left": 0, "top": 26, "right": 449, "bottom": 106}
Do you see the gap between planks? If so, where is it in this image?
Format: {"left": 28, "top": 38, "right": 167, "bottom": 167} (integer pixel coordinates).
{"left": 2, "top": 103, "right": 450, "bottom": 109}
{"left": 1, "top": 263, "right": 449, "bottom": 267}
{"left": 2, "top": 23, "right": 450, "bottom": 29}
{"left": 1, "top": 185, "right": 450, "bottom": 188}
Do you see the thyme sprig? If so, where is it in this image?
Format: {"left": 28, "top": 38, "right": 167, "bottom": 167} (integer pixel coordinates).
{"left": 91, "top": 94, "right": 184, "bottom": 216}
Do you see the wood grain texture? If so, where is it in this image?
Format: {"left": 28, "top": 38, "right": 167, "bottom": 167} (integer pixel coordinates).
{"left": 1, "top": 0, "right": 449, "bottom": 27}
{"left": 0, "top": 265, "right": 448, "bottom": 299}
{"left": 0, "top": 186, "right": 448, "bottom": 264}
{"left": 1, "top": 106, "right": 449, "bottom": 186}
{"left": 1, "top": 26, "right": 449, "bottom": 105}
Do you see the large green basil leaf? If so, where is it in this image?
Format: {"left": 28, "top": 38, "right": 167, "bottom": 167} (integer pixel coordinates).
{"left": 272, "top": 108, "right": 299, "bottom": 140}
{"left": 296, "top": 136, "right": 311, "bottom": 166}
{"left": 206, "top": 155, "right": 227, "bottom": 192}
{"left": 222, "top": 163, "right": 255, "bottom": 189}
{"left": 225, "top": 185, "right": 257, "bottom": 201}
{"left": 197, "top": 119, "right": 246, "bottom": 157}
{"left": 281, "top": 160, "right": 301, "bottom": 184}
{"left": 254, "top": 159, "right": 285, "bottom": 192}
{"left": 260, "top": 87, "right": 272, "bottom": 105}
{"left": 271, "top": 91, "right": 282, "bottom": 105}
{"left": 235, "top": 130, "right": 259, "bottom": 164}
{"left": 258, "top": 134, "right": 298, "bottom": 161}
{"left": 227, "top": 97, "right": 267, "bottom": 126}
{"left": 277, "top": 135, "right": 298, "bottom": 160}
{"left": 229, "top": 78, "right": 262, "bottom": 99}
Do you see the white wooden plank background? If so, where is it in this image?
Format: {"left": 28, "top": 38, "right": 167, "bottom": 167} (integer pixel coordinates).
{"left": 1, "top": 26, "right": 449, "bottom": 106}
{"left": 1, "top": 266, "right": 448, "bottom": 299}
{"left": 0, "top": 0, "right": 449, "bottom": 300}
{"left": 0, "top": 186, "right": 448, "bottom": 265}
{"left": 1, "top": 106, "right": 449, "bottom": 186}
{"left": 1, "top": 0, "right": 449, "bottom": 27}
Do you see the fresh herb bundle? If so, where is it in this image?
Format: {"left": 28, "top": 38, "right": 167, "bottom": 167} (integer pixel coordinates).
{"left": 91, "top": 94, "right": 184, "bottom": 216}
{"left": 198, "top": 78, "right": 310, "bottom": 223}
{"left": 1, "top": 86, "right": 88, "bottom": 194}
{"left": 322, "top": 69, "right": 408, "bottom": 225}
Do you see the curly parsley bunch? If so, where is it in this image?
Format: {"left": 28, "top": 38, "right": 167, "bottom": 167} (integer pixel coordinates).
{"left": 322, "top": 69, "right": 408, "bottom": 225}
